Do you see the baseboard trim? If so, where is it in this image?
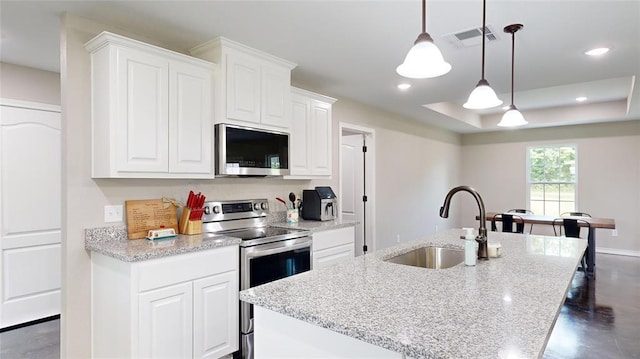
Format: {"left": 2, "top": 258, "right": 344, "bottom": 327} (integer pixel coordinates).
{"left": 596, "top": 247, "right": 640, "bottom": 257}
{"left": 0, "top": 314, "right": 60, "bottom": 333}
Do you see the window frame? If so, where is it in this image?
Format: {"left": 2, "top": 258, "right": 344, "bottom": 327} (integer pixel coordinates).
{"left": 526, "top": 143, "right": 578, "bottom": 216}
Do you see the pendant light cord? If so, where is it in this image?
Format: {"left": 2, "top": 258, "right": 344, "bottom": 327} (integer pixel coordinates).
{"left": 510, "top": 30, "right": 515, "bottom": 106}
{"left": 481, "top": 0, "right": 486, "bottom": 79}
{"left": 421, "top": 0, "right": 426, "bottom": 33}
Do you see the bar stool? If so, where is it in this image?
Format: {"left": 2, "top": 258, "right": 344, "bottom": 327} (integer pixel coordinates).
{"left": 553, "top": 217, "right": 591, "bottom": 273}
{"left": 492, "top": 213, "right": 525, "bottom": 234}
{"left": 507, "top": 209, "right": 534, "bottom": 233}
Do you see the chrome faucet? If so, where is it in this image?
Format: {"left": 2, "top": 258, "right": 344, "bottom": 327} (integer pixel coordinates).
{"left": 439, "top": 185, "right": 489, "bottom": 260}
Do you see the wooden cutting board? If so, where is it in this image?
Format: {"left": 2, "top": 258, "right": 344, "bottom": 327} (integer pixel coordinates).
{"left": 125, "top": 199, "right": 179, "bottom": 239}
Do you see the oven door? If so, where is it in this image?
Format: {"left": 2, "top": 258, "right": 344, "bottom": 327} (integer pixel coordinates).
{"left": 240, "top": 236, "right": 311, "bottom": 334}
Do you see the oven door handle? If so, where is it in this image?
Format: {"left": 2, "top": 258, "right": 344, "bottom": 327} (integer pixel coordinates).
{"left": 244, "top": 239, "right": 311, "bottom": 259}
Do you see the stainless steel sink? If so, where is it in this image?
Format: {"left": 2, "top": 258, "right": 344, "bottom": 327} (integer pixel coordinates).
{"left": 385, "top": 246, "right": 464, "bottom": 269}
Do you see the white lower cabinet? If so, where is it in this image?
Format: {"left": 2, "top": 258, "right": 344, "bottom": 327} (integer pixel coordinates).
{"left": 312, "top": 227, "right": 355, "bottom": 270}
{"left": 91, "top": 245, "right": 238, "bottom": 358}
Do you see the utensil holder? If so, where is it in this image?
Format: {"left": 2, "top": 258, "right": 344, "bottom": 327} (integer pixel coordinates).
{"left": 286, "top": 209, "right": 299, "bottom": 224}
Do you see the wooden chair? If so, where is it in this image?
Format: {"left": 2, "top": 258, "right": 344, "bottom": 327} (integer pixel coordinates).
{"left": 507, "top": 209, "right": 534, "bottom": 233}
{"left": 553, "top": 217, "right": 590, "bottom": 273}
{"left": 492, "top": 213, "right": 525, "bottom": 234}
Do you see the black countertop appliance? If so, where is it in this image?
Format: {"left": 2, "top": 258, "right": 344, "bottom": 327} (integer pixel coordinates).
{"left": 301, "top": 186, "right": 337, "bottom": 221}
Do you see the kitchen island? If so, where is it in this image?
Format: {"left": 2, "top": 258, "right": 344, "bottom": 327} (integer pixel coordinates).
{"left": 240, "top": 229, "right": 587, "bottom": 358}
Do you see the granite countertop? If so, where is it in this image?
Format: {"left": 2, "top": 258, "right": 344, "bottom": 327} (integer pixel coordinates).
{"left": 270, "top": 218, "right": 358, "bottom": 232}
{"left": 85, "top": 225, "right": 241, "bottom": 262}
{"left": 240, "top": 228, "right": 587, "bottom": 359}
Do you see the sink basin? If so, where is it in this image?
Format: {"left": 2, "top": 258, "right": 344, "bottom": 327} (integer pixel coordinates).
{"left": 385, "top": 246, "right": 464, "bottom": 269}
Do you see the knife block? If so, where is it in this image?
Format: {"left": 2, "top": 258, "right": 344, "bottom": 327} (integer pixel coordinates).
{"left": 179, "top": 208, "right": 202, "bottom": 235}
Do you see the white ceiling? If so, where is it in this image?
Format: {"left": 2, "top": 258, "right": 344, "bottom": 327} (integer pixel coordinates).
{"left": 1, "top": 0, "right": 639, "bottom": 133}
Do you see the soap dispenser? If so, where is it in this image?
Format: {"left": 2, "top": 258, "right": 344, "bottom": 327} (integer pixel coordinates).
{"left": 461, "top": 228, "right": 477, "bottom": 266}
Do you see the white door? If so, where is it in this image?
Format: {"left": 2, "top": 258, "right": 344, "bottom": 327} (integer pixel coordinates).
{"left": 0, "top": 100, "right": 61, "bottom": 328}
{"left": 193, "top": 272, "right": 238, "bottom": 358}
{"left": 139, "top": 282, "right": 193, "bottom": 358}
{"left": 341, "top": 134, "right": 365, "bottom": 256}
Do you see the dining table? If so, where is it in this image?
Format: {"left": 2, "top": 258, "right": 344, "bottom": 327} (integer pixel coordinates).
{"left": 478, "top": 212, "right": 616, "bottom": 279}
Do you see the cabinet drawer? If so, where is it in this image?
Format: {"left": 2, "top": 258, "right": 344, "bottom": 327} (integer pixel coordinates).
{"left": 137, "top": 245, "right": 238, "bottom": 292}
{"left": 312, "top": 227, "right": 355, "bottom": 252}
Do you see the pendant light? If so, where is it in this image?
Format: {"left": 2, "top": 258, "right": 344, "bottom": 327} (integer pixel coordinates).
{"left": 463, "top": 0, "right": 502, "bottom": 109}
{"left": 498, "top": 24, "right": 527, "bottom": 127}
{"left": 396, "top": 0, "right": 451, "bottom": 79}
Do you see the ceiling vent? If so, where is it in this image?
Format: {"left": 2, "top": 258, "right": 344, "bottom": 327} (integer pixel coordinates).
{"left": 443, "top": 26, "right": 499, "bottom": 49}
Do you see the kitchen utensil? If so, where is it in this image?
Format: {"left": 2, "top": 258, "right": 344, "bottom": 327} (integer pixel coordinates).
{"left": 289, "top": 192, "right": 296, "bottom": 208}
{"left": 276, "top": 197, "right": 287, "bottom": 208}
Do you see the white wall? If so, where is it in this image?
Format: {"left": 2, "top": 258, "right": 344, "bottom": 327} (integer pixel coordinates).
{"left": 460, "top": 121, "right": 640, "bottom": 255}
{"left": 60, "top": 14, "right": 463, "bottom": 357}
{"left": 0, "top": 62, "right": 60, "bottom": 105}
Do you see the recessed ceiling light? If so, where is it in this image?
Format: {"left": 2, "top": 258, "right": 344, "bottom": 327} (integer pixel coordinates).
{"left": 397, "top": 83, "right": 411, "bottom": 90}
{"left": 585, "top": 47, "right": 610, "bottom": 56}
{"left": 576, "top": 96, "right": 587, "bottom": 102}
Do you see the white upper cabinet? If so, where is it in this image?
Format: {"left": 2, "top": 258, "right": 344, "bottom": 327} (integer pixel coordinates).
{"left": 85, "top": 31, "right": 215, "bottom": 178}
{"left": 190, "top": 37, "right": 296, "bottom": 132}
{"left": 286, "top": 87, "right": 336, "bottom": 178}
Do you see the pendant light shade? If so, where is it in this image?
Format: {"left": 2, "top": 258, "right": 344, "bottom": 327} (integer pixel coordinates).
{"left": 396, "top": 0, "right": 451, "bottom": 79}
{"left": 464, "top": 79, "right": 503, "bottom": 109}
{"left": 498, "top": 105, "right": 527, "bottom": 127}
{"left": 463, "top": 0, "right": 502, "bottom": 109}
{"left": 498, "top": 24, "right": 527, "bottom": 127}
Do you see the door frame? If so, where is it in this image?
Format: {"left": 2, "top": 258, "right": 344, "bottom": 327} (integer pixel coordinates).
{"left": 338, "top": 122, "right": 376, "bottom": 254}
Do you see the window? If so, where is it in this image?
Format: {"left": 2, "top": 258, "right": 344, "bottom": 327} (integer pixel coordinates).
{"left": 528, "top": 145, "right": 577, "bottom": 216}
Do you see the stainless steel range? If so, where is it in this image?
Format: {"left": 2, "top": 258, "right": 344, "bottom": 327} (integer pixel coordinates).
{"left": 202, "top": 199, "right": 311, "bottom": 359}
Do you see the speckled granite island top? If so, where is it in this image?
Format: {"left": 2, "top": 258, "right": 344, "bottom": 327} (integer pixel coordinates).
{"left": 270, "top": 218, "right": 358, "bottom": 232}
{"left": 240, "top": 229, "right": 587, "bottom": 359}
{"left": 85, "top": 225, "right": 241, "bottom": 262}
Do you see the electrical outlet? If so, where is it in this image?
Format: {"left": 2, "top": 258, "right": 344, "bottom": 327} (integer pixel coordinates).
{"left": 104, "top": 205, "right": 123, "bottom": 223}
{"left": 396, "top": 234, "right": 400, "bottom": 243}
{"left": 612, "top": 229, "right": 618, "bottom": 237}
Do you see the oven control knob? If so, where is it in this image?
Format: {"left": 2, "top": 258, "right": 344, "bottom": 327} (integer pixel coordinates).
{"left": 204, "top": 206, "right": 211, "bottom": 215}
{"left": 253, "top": 202, "right": 261, "bottom": 211}
{"left": 212, "top": 206, "right": 221, "bottom": 214}
{"left": 261, "top": 202, "right": 268, "bottom": 210}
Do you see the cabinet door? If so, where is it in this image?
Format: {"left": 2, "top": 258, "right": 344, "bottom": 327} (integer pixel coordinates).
{"left": 261, "top": 64, "right": 291, "bottom": 129}
{"left": 169, "top": 61, "right": 213, "bottom": 174}
{"left": 309, "top": 101, "right": 332, "bottom": 175}
{"left": 226, "top": 53, "right": 260, "bottom": 124}
{"left": 313, "top": 243, "right": 355, "bottom": 270}
{"left": 116, "top": 46, "right": 169, "bottom": 173}
{"left": 193, "top": 271, "right": 239, "bottom": 358}
{"left": 289, "top": 95, "right": 311, "bottom": 175}
{"left": 139, "top": 282, "right": 193, "bottom": 358}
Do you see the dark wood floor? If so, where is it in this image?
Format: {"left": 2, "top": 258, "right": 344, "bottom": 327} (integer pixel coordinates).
{"left": 0, "top": 253, "right": 638, "bottom": 359}
{"left": 543, "top": 253, "right": 640, "bottom": 359}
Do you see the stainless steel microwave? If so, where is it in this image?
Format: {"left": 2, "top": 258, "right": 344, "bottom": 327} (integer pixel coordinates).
{"left": 215, "top": 124, "right": 289, "bottom": 177}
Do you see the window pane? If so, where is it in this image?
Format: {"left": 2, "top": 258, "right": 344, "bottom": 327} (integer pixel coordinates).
{"left": 559, "top": 201, "right": 575, "bottom": 215}
{"left": 531, "top": 201, "right": 544, "bottom": 215}
{"left": 545, "top": 201, "right": 560, "bottom": 217}
{"left": 559, "top": 147, "right": 576, "bottom": 182}
{"left": 560, "top": 184, "right": 575, "bottom": 201}
{"left": 529, "top": 148, "right": 546, "bottom": 181}
{"left": 530, "top": 184, "right": 544, "bottom": 200}
{"left": 545, "top": 184, "right": 560, "bottom": 201}
{"left": 545, "top": 148, "right": 560, "bottom": 182}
